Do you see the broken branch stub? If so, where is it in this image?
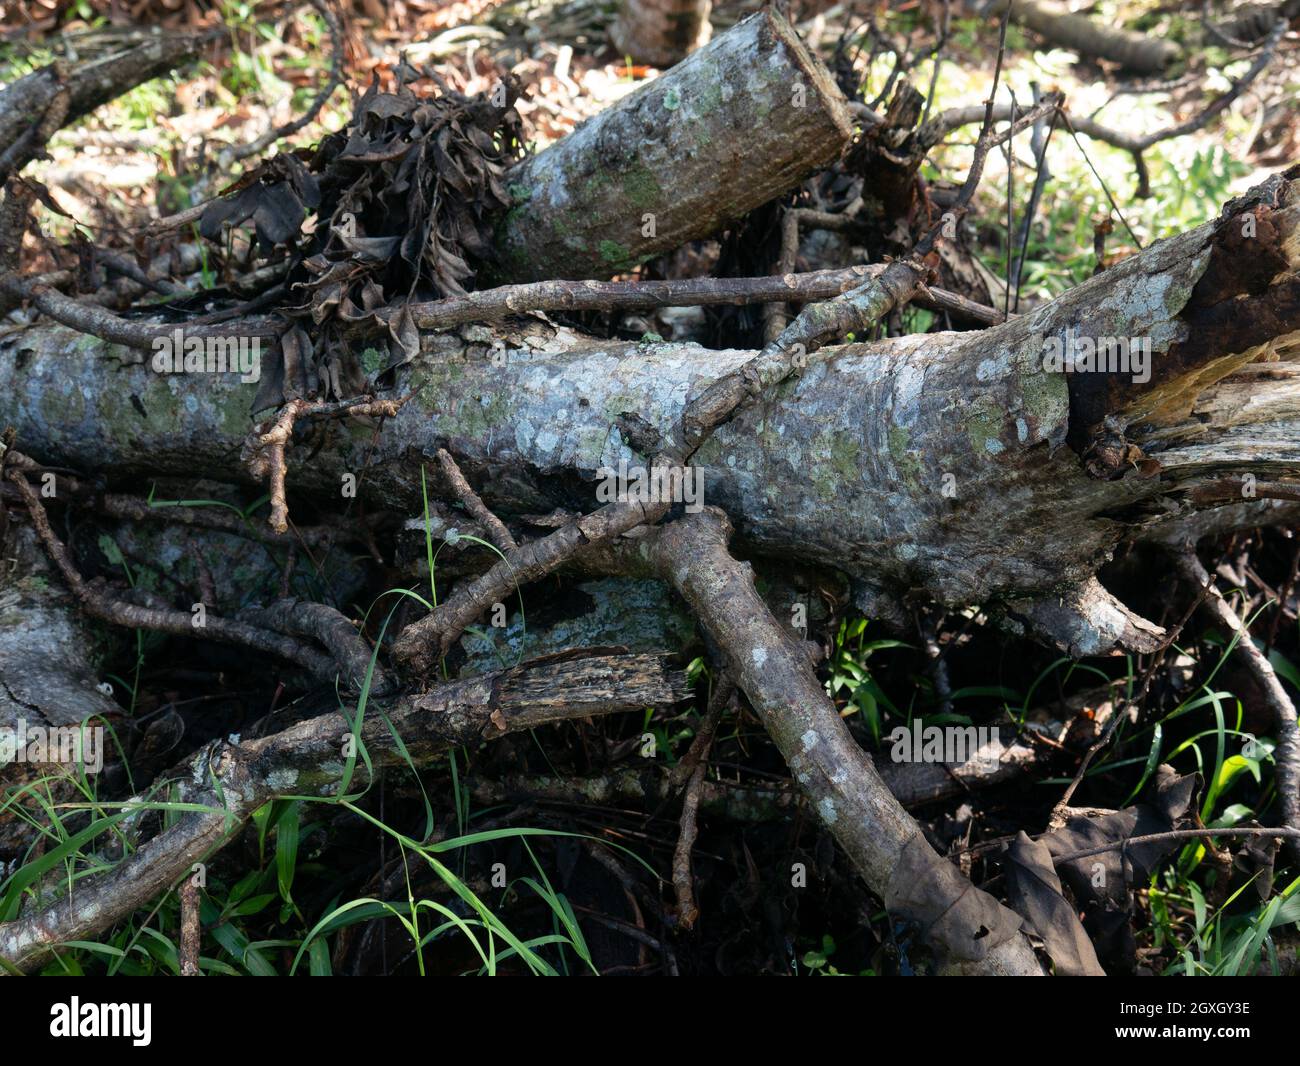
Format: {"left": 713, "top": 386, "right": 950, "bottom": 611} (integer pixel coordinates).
{"left": 492, "top": 9, "right": 853, "bottom": 282}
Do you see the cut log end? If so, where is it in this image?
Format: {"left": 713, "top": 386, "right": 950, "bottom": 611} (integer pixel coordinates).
{"left": 493, "top": 9, "right": 853, "bottom": 283}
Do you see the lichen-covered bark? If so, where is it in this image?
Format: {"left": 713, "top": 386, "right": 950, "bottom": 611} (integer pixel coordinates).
{"left": 493, "top": 9, "right": 853, "bottom": 282}
{"left": 650, "top": 508, "right": 1044, "bottom": 975}
{"left": 1, "top": 175, "right": 1298, "bottom": 644}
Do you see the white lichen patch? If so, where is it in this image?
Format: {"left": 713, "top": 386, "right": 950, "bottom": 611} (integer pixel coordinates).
{"left": 265, "top": 768, "right": 299, "bottom": 791}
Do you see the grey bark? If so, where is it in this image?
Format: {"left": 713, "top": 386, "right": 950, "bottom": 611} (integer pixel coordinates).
{"left": 0, "top": 527, "right": 122, "bottom": 856}
{"left": 985, "top": 0, "right": 1179, "bottom": 73}
{"left": 493, "top": 9, "right": 853, "bottom": 282}
{"left": 649, "top": 508, "right": 1044, "bottom": 975}
{"left": 5, "top": 174, "right": 1297, "bottom": 654}
{"left": 0, "top": 28, "right": 219, "bottom": 177}
{"left": 0, "top": 651, "right": 687, "bottom": 973}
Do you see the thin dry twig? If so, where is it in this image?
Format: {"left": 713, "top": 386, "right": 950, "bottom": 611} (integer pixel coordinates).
{"left": 200, "top": 0, "right": 346, "bottom": 191}
{"left": 368, "top": 264, "right": 1007, "bottom": 331}
{"left": 436, "top": 447, "right": 517, "bottom": 553}
{"left": 245, "top": 395, "right": 411, "bottom": 534}
{"left": 1175, "top": 548, "right": 1300, "bottom": 862}
{"left": 1051, "top": 826, "right": 1300, "bottom": 866}
{"left": 670, "top": 679, "right": 733, "bottom": 930}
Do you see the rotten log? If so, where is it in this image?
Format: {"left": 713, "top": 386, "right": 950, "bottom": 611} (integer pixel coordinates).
{"left": 492, "top": 9, "right": 853, "bottom": 281}
{"left": 3, "top": 172, "right": 1300, "bottom": 975}
{"left": 0, "top": 651, "right": 689, "bottom": 973}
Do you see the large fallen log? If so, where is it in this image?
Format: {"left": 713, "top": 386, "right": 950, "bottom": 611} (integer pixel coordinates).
{"left": 3, "top": 172, "right": 1297, "bottom": 654}
{"left": 492, "top": 9, "right": 853, "bottom": 281}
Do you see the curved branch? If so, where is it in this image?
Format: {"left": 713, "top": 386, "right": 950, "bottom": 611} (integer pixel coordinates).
{"left": 650, "top": 508, "right": 1043, "bottom": 975}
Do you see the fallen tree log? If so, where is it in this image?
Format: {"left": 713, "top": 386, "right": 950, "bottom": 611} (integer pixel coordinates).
{"left": 0, "top": 27, "right": 220, "bottom": 180}
{"left": 0, "top": 650, "right": 689, "bottom": 973}
{"left": 984, "top": 0, "right": 1179, "bottom": 74}
{"left": 492, "top": 9, "right": 853, "bottom": 281}
{"left": 3, "top": 172, "right": 1297, "bottom": 654}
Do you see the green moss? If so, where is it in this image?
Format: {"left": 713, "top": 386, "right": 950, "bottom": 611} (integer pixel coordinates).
{"left": 887, "top": 425, "right": 924, "bottom": 488}
{"left": 964, "top": 395, "right": 1005, "bottom": 455}
{"left": 599, "top": 240, "right": 633, "bottom": 270}
{"left": 829, "top": 433, "right": 860, "bottom": 482}
{"left": 620, "top": 164, "right": 661, "bottom": 210}
{"left": 1019, "top": 363, "right": 1068, "bottom": 424}
{"left": 602, "top": 392, "right": 639, "bottom": 422}
{"left": 39, "top": 379, "right": 86, "bottom": 427}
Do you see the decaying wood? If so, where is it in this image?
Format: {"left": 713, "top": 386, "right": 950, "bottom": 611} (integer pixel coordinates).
{"left": 0, "top": 651, "right": 688, "bottom": 973}
{"left": 1, "top": 2, "right": 1297, "bottom": 976}
{"left": 492, "top": 10, "right": 854, "bottom": 282}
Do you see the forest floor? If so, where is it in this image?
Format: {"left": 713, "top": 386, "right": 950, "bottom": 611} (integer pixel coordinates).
{"left": 1, "top": 0, "right": 1299, "bottom": 976}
